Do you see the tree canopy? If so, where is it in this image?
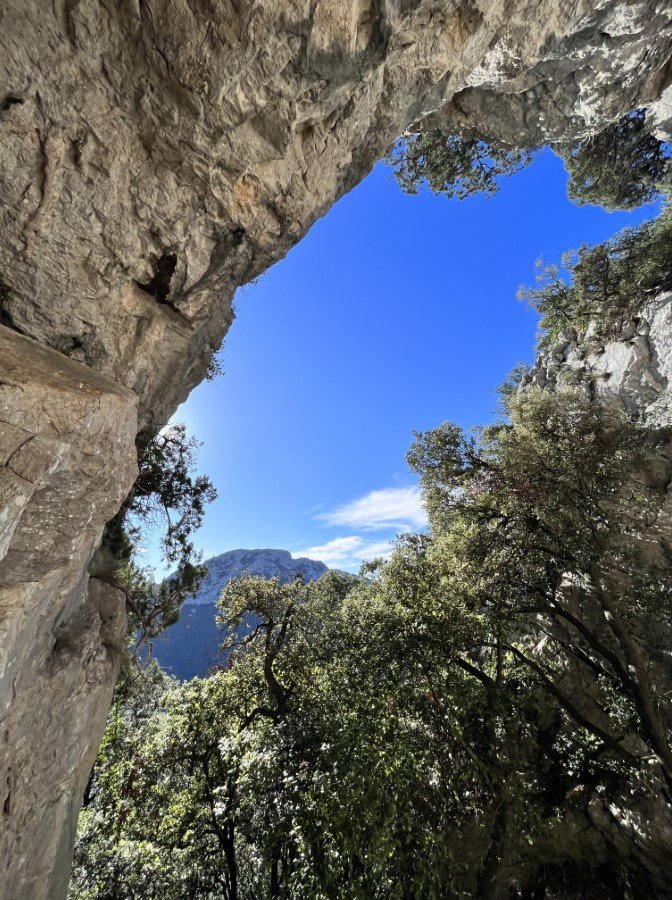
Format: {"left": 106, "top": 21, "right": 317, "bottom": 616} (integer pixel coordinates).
{"left": 71, "top": 388, "right": 672, "bottom": 898}
{"left": 390, "top": 110, "right": 670, "bottom": 211}
{"left": 557, "top": 109, "right": 671, "bottom": 211}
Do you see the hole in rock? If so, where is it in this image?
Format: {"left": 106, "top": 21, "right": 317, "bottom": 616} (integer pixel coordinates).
{"left": 136, "top": 252, "right": 178, "bottom": 306}
{"left": 0, "top": 94, "right": 23, "bottom": 112}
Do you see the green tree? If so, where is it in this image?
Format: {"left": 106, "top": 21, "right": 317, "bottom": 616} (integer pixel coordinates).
{"left": 558, "top": 109, "right": 671, "bottom": 210}
{"left": 409, "top": 389, "right": 672, "bottom": 796}
{"left": 104, "top": 423, "right": 216, "bottom": 655}
{"left": 389, "top": 129, "right": 533, "bottom": 199}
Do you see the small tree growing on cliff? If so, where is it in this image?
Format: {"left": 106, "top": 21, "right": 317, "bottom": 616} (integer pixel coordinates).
{"left": 519, "top": 203, "right": 672, "bottom": 344}
{"left": 557, "top": 109, "right": 671, "bottom": 210}
{"left": 105, "top": 423, "right": 216, "bottom": 654}
{"left": 390, "top": 110, "right": 671, "bottom": 212}
{"left": 389, "top": 128, "right": 534, "bottom": 199}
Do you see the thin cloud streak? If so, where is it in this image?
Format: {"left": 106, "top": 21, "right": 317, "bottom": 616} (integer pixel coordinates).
{"left": 317, "top": 486, "right": 427, "bottom": 531}
{"left": 293, "top": 536, "right": 394, "bottom": 571}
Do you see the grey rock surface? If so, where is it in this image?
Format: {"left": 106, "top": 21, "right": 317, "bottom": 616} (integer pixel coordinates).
{"left": 523, "top": 292, "right": 672, "bottom": 424}
{"left": 0, "top": 326, "right": 136, "bottom": 899}
{"left": 427, "top": 1, "right": 672, "bottom": 147}
{"left": 1, "top": 1, "right": 670, "bottom": 426}
{"left": 185, "top": 548, "right": 328, "bottom": 606}
{"left": 0, "top": 1, "right": 671, "bottom": 895}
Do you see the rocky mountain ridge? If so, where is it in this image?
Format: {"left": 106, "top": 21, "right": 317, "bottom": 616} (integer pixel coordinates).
{"left": 184, "top": 548, "right": 328, "bottom": 606}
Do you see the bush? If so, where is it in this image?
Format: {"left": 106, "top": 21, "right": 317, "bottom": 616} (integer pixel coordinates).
{"left": 389, "top": 128, "right": 534, "bottom": 199}
{"left": 519, "top": 204, "right": 672, "bottom": 345}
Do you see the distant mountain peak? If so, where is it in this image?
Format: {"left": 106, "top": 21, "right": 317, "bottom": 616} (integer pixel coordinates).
{"left": 153, "top": 548, "right": 329, "bottom": 681}
{"left": 185, "top": 548, "right": 328, "bottom": 606}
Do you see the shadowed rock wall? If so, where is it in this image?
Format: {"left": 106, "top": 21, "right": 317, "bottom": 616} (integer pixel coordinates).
{"left": 0, "top": 327, "right": 136, "bottom": 897}
{"left": 1, "top": 0, "right": 672, "bottom": 895}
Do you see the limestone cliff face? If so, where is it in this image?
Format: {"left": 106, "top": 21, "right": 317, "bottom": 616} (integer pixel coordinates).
{"left": 0, "top": 328, "right": 136, "bottom": 898}
{"left": 524, "top": 292, "right": 672, "bottom": 425}
{"left": 1, "top": 1, "right": 672, "bottom": 896}
{"left": 1, "top": 0, "right": 671, "bottom": 422}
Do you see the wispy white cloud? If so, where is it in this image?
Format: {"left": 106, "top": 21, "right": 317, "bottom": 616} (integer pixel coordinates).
{"left": 293, "top": 536, "right": 394, "bottom": 571}
{"left": 317, "top": 486, "right": 427, "bottom": 532}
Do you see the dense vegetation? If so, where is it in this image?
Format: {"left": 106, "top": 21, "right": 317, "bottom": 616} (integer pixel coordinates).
{"left": 70, "top": 107, "right": 672, "bottom": 898}
{"left": 71, "top": 387, "right": 672, "bottom": 898}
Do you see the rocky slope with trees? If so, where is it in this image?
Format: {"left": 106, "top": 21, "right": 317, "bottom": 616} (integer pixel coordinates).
{"left": 2, "top": 1, "right": 672, "bottom": 895}
{"left": 72, "top": 137, "right": 672, "bottom": 897}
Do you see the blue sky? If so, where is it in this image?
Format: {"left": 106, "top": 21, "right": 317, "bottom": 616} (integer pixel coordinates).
{"left": 160, "top": 149, "right": 656, "bottom": 572}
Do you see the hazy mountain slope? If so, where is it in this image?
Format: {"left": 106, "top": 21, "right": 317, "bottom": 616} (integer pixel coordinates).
{"left": 152, "top": 549, "right": 327, "bottom": 680}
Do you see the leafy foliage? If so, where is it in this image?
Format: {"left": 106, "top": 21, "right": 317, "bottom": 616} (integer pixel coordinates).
{"left": 205, "top": 344, "right": 225, "bottom": 381}
{"left": 70, "top": 662, "right": 176, "bottom": 900}
{"left": 408, "top": 390, "right": 672, "bottom": 801}
{"left": 389, "top": 110, "right": 670, "bottom": 214}
{"left": 389, "top": 129, "right": 534, "bottom": 200}
{"left": 72, "top": 390, "right": 672, "bottom": 898}
{"left": 105, "top": 424, "right": 216, "bottom": 654}
{"left": 129, "top": 425, "right": 216, "bottom": 570}
{"left": 519, "top": 204, "right": 672, "bottom": 345}
{"left": 559, "top": 109, "right": 671, "bottom": 210}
